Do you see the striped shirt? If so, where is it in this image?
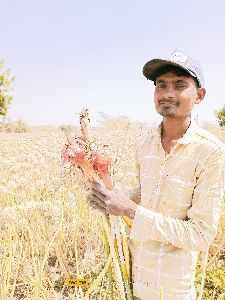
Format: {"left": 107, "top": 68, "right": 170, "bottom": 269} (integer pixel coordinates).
{"left": 128, "top": 119, "right": 225, "bottom": 300}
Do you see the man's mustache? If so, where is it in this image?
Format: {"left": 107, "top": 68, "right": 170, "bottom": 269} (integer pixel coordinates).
{"left": 159, "top": 99, "right": 180, "bottom": 107}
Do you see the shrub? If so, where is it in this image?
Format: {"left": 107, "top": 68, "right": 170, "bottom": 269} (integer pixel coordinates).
{"left": 0, "top": 119, "right": 30, "bottom": 133}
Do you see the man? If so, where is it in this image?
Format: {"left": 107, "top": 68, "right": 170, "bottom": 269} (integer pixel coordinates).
{"left": 87, "top": 49, "right": 225, "bottom": 299}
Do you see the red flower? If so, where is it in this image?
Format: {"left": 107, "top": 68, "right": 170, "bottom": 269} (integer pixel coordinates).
{"left": 92, "top": 151, "right": 110, "bottom": 177}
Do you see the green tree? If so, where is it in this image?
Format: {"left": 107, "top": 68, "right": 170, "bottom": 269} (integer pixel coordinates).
{"left": 215, "top": 105, "right": 225, "bottom": 127}
{"left": 0, "top": 59, "right": 15, "bottom": 121}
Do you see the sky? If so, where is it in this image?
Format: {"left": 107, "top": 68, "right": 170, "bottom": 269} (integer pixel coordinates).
{"left": 1, "top": 0, "right": 225, "bottom": 127}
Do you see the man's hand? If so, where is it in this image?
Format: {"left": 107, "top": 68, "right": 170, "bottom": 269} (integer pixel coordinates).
{"left": 86, "top": 182, "right": 138, "bottom": 218}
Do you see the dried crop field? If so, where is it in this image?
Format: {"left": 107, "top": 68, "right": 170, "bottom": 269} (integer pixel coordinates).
{"left": 0, "top": 125, "right": 224, "bottom": 299}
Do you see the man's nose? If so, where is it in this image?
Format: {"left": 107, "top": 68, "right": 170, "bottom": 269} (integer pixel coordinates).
{"left": 163, "top": 85, "right": 175, "bottom": 97}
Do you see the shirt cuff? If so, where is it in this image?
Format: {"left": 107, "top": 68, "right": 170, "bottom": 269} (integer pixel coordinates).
{"left": 129, "top": 205, "right": 156, "bottom": 242}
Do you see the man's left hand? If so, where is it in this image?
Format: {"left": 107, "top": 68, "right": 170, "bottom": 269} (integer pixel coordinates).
{"left": 87, "top": 182, "right": 137, "bottom": 218}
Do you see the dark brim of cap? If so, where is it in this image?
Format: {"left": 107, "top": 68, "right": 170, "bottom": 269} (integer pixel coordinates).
{"left": 143, "top": 59, "right": 197, "bottom": 81}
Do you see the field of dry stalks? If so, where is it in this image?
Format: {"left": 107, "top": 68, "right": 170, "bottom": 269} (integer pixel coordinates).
{"left": 0, "top": 125, "right": 224, "bottom": 299}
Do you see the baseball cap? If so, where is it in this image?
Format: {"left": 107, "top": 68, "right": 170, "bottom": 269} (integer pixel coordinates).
{"left": 143, "top": 49, "right": 205, "bottom": 87}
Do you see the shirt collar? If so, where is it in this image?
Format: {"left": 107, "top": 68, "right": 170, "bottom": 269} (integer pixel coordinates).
{"left": 152, "top": 118, "right": 198, "bottom": 145}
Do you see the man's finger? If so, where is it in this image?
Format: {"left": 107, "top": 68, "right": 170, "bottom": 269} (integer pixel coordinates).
{"left": 92, "top": 182, "right": 109, "bottom": 197}
{"left": 83, "top": 189, "right": 90, "bottom": 198}
{"left": 89, "top": 199, "right": 107, "bottom": 214}
{"left": 91, "top": 183, "right": 111, "bottom": 201}
{"left": 91, "top": 188, "right": 109, "bottom": 202}
{"left": 85, "top": 191, "right": 92, "bottom": 201}
{"left": 89, "top": 201, "right": 97, "bottom": 210}
{"left": 88, "top": 194, "right": 107, "bottom": 209}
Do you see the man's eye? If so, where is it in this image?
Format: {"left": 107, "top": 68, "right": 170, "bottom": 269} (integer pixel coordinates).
{"left": 176, "top": 83, "right": 188, "bottom": 89}
{"left": 156, "top": 83, "right": 165, "bottom": 88}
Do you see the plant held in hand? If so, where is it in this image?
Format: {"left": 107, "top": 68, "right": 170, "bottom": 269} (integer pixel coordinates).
{"left": 61, "top": 108, "right": 134, "bottom": 300}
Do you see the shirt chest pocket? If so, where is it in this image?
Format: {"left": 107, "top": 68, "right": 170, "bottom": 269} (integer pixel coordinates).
{"left": 161, "top": 175, "right": 196, "bottom": 209}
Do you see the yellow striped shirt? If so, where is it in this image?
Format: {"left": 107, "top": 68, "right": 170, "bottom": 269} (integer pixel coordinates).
{"left": 128, "top": 119, "right": 225, "bottom": 299}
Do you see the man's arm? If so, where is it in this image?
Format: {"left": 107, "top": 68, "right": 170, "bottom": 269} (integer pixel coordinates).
{"left": 130, "top": 148, "right": 225, "bottom": 251}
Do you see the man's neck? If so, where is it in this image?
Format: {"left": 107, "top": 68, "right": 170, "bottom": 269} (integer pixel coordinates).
{"left": 161, "top": 117, "right": 191, "bottom": 141}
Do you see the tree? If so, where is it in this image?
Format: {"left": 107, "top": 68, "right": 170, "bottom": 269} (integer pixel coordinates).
{"left": 215, "top": 105, "right": 225, "bottom": 127}
{"left": 0, "top": 59, "right": 15, "bottom": 121}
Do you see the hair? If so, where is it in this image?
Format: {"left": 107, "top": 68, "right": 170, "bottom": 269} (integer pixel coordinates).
{"left": 153, "top": 65, "right": 200, "bottom": 88}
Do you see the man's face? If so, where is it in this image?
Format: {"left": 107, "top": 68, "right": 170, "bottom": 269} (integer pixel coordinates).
{"left": 154, "top": 72, "right": 205, "bottom": 119}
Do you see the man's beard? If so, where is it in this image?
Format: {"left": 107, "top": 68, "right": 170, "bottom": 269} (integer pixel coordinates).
{"left": 157, "top": 99, "right": 180, "bottom": 117}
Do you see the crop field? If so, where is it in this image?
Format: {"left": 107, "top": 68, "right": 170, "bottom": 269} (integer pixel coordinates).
{"left": 0, "top": 125, "right": 224, "bottom": 299}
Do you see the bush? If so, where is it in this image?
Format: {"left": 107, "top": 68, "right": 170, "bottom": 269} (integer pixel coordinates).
{"left": 195, "top": 258, "right": 225, "bottom": 299}
{"left": 215, "top": 105, "right": 225, "bottom": 127}
{"left": 58, "top": 124, "right": 78, "bottom": 133}
{"left": 0, "top": 119, "right": 30, "bottom": 133}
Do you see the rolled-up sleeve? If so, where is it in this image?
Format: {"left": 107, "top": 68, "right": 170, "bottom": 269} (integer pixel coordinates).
{"left": 130, "top": 148, "right": 225, "bottom": 251}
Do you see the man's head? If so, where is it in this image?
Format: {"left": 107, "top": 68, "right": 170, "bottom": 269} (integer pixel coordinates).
{"left": 142, "top": 49, "right": 206, "bottom": 119}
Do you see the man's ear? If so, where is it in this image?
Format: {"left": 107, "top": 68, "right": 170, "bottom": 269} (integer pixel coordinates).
{"left": 195, "top": 88, "right": 206, "bottom": 104}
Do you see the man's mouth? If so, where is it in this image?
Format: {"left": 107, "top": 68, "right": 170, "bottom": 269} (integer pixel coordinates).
{"left": 159, "top": 100, "right": 180, "bottom": 107}
{"left": 160, "top": 103, "right": 173, "bottom": 108}
{"left": 159, "top": 101, "right": 173, "bottom": 105}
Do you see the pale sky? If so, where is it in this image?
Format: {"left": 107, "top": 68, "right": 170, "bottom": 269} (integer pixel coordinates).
{"left": 1, "top": 0, "right": 225, "bottom": 127}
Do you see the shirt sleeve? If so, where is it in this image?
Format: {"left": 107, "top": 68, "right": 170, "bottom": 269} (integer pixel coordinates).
{"left": 130, "top": 148, "right": 225, "bottom": 251}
